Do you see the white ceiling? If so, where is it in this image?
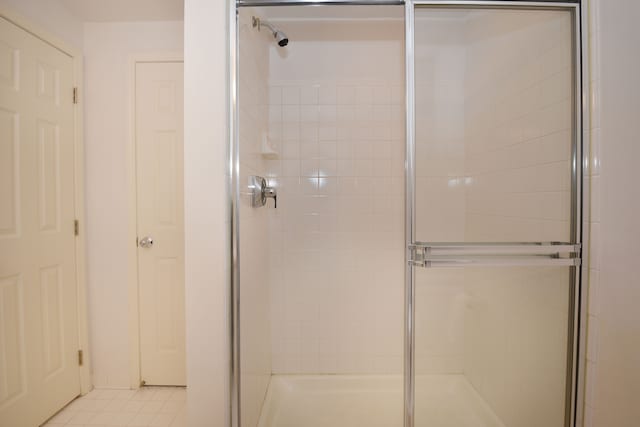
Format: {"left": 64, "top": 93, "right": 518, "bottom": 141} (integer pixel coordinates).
{"left": 60, "top": 0, "right": 184, "bottom": 22}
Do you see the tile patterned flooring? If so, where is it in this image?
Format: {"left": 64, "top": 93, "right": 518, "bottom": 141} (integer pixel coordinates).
{"left": 42, "top": 387, "right": 186, "bottom": 427}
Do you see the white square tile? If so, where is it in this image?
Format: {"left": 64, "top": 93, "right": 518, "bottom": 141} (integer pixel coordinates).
{"left": 128, "top": 412, "right": 156, "bottom": 426}
{"left": 318, "top": 126, "right": 337, "bottom": 141}
{"left": 94, "top": 389, "right": 121, "bottom": 400}
{"left": 112, "top": 412, "right": 139, "bottom": 426}
{"left": 269, "top": 86, "right": 282, "bottom": 105}
{"left": 337, "top": 86, "right": 356, "bottom": 105}
{"left": 282, "top": 86, "right": 300, "bottom": 105}
{"left": 337, "top": 105, "right": 355, "bottom": 122}
{"left": 116, "top": 390, "right": 138, "bottom": 399}
{"left": 282, "top": 141, "right": 300, "bottom": 159}
{"left": 283, "top": 123, "right": 300, "bottom": 141}
{"left": 268, "top": 105, "right": 282, "bottom": 123}
{"left": 169, "top": 409, "right": 187, "bottom": 427}
{"left": 67, "top": 411, "right": 97, "bottom": 425}
{"left": 300, "top": 86, "right": 319, "bottom": 105}
{"left": 150, "top": 389, "right": 174, "bottom": 401}
{"left": 355, "top": 87, "right": 373, "bottom": 105}
{"left": 89, "top": 411, "right": 131, "bottom": 426}
{"left": 300, "top": 143, "right": 318, "bottom": 160}
{"left": 159, "top": 401, "right": 185, "bottom": 415}
{"left": 318, "top": 105, "right": 337, "bottom": 122}
{"left": 282, "top": 105, "right": 300, "bottom": 122}
{"left": 104, "top": 399, "right": 130, "bottom": 412}
{"left": 132, "top": 388, "right": 157, "bottom": 401}
{"left": 140, "top": 401, "right": 164, "bottom": 414}
{"left": 149, "top": 412, "right": 175, "bottom": 427}
{"left": 300, "top": 105, "right": 318, "bottom": 122}
{"left": 391, "top": 85, "right": 404, "bottom": 105}
{"left": 373, "top": 86, "right": 391, "bottom": 105}
{"left": 319, "top": 85, "right": 337, "bottom": 104}
{"left": 300, "top": 124, "right": 318, "bottom": 141}
{"left": 122, "top": 400, "right": 146, "bottom": 413}
{"left": 82, "top": 399, "right": 111, "bottom": 412}
{"left": 318, "top": 142, "right": 336, "bottom": 159}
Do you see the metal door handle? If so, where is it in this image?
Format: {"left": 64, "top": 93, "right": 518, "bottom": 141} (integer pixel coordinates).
{"left": 139, "top": 236, "right": 154, "bottom": 248}
{"left": 409, "top": 242, "right": 581, "bottom": 268}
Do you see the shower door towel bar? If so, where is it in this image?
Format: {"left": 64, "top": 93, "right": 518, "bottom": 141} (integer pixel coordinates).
{"left": 409, "top": 242, "right": 581, "bottom": 268}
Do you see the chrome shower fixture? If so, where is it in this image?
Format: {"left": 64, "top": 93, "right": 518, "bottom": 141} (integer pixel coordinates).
{"left": 252, "top": 16, "right": 289, "bottom": 47}
{"left": 249, "top": 176, "right": 277, "bottom": 208}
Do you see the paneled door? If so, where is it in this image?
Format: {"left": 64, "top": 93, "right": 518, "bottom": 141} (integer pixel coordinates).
{"left": 0, "top": 16, "right": 80, "bottom": 427}
{"left": 135, "top": 61, "right": 186, "bottom": 386}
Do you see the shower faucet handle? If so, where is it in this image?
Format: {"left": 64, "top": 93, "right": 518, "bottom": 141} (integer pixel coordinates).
{"left": 249, "top": 175, "right": 277, "bottom": 209}
{"left": 264, "top": 185, "right": 277, "bottom": 208}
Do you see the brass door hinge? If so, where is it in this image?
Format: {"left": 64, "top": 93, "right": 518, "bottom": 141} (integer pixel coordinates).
{"left": 74, "top": 219, "right": 79, "bottom": 236}
{"left": 78, "top": 349, "right": 83, "bottom": 366}
{"left": 73, "top": 87, "right": 78, "bottom": 104}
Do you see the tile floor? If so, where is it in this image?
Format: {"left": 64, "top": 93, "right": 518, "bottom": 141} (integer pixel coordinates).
{"left": 42, "top": 387, "right": 186, "bottom": 427}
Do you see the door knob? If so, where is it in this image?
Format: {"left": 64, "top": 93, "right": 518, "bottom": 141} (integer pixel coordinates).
{"left": 139, "top": 236, "right": 154, "bottom": 248}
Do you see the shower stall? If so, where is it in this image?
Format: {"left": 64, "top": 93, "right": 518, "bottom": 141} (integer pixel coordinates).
{"left": 230, "top": 1, "right": 587, "bottom": 426}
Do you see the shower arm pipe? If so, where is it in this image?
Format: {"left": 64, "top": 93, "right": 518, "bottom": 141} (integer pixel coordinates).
{"left": 253, "top": 17, "right": 278, "bottom": 35}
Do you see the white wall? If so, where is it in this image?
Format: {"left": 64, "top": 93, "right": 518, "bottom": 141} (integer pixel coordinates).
{"left": 0, "top": 0, "right": 83, "bottom": 49}
{"left": 183, "top": 0, "right": 228, "bottom": 426}
{"left": 585, "top": 1, "right": 640, "bottom": 426}
{"left": 237, "top": 9, "right": 272, "bottom": 427}
{"left": 83, "top": 21, "right": 183, "bottom": 388}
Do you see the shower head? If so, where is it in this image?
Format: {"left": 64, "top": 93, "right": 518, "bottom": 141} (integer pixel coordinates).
{"left": 252, "top": 16, "right": 289, "bottom": 47}
{"left": 274, "top": 30, "right": 289, "bottom": 47}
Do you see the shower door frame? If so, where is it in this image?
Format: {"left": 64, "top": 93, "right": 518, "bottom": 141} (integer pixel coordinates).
{"left": 228, "top": 1, "right": 589, "bottom": 426}
{"left": 404, "top": 2, "right": 587, "bottom": 427}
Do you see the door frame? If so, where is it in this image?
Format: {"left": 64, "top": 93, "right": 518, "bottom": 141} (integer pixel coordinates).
{"left": 404, "top": 2, "right": 589, "bottom": 427}
{"left": 0, "top": 6, "right": 91, "bottom": 395}
{"left": 127, "top": 53, "right": 184, "bottom": 389}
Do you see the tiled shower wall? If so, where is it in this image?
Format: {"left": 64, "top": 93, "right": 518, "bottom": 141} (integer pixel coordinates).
{"left": 238, "top": 9, "right": 272, "bottom": 427}
{"left": 464, "top": 10, "right": 572, "bottom": 242}
{"left": 265, "top": 21, "right": 407, "bottom": 374}
{"left": 412, "top": 17, "right": 468, "bottom": 375}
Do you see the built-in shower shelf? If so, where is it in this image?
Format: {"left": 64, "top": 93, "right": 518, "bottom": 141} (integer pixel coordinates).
{"left": 260, "top": 132, "right": 278, "bottom": 159}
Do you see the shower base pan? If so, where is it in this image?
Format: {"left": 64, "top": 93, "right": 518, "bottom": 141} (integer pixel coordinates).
{"left": 257, "top": 374, "right": 505, "bottom": 427}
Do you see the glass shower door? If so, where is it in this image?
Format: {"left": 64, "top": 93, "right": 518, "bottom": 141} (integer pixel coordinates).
{"left": 405, "top": 2, "right": 582, "bottom": 427}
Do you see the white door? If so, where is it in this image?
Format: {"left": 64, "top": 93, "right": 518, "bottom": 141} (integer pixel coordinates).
{"left": 0, "top": 16, "right": 80, "bottom": 427}
{"left": 135, "top": 61, "right": 186, "bottom": 386}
